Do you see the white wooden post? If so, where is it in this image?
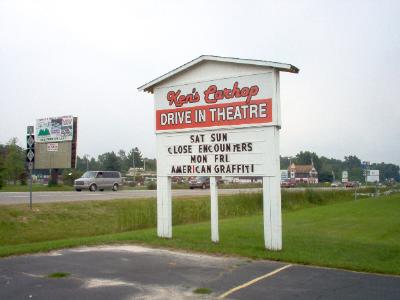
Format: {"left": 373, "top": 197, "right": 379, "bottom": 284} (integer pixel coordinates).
{"left": 210, "top": 176, "right": 219, "bottom": 243}
{"left": 157, "top": 176, "right": 172, "bottom": 238}
{"left": 263, "top": 126, "right": 282, "bottom": 250}
{"left": 263, "top": 176, "right": 282, "bottom": 250}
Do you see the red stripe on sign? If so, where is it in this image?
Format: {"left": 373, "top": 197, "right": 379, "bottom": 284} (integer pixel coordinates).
{"left": 156, "top": 98, "right": 272, "bottom": 131}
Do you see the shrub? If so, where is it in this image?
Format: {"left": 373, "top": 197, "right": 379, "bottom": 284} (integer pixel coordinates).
{"left": 147, "top": 181, "right": 157, "bottom": 190}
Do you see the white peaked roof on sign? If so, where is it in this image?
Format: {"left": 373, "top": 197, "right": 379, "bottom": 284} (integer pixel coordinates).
{"left": 138, "top": 55, "right": 299, "bottom": 93}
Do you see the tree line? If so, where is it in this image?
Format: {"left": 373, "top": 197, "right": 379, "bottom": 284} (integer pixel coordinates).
{"left": 75, "top": 148, "right": 156, "bottom": 173}
{"left": 0, "top": 138, "right": 398, "bottom": 188}
{"left": 280, "top": 151, "right": 400, "bottom": 182}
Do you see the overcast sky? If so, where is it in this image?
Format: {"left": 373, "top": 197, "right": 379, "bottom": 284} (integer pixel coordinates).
{"left": 1, "top": 0, "right": 399, "bottom": 165}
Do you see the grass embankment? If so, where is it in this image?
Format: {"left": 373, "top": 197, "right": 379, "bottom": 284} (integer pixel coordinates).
{"left": 0, "top": 182, "right": 263, "bottom": 192}
{"left": 0, "top": 190, "right": 351, "bottom": 246}
{"left": 0, "top": 184, "right": 74, "bottom": 192}
{"left": 0, "top": 190, "right": 399, "bottom": 275}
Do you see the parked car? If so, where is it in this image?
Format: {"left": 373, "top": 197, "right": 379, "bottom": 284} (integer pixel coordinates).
{"left": 344, "top": 181, "right": 359, "bottom": 188}
{"left": 189, "top": 176, "right": 210, "bottom": 189}
{"left": 330, "top": 182, "right": 342, "bottom": 187}
{"left": 280, "top": 181, "right": 296, "bottom": 188}
{"left": 74, "top": 171, "right": 122, "bottom": 192}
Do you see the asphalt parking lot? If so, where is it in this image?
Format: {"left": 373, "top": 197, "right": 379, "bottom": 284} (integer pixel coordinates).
{"left": 1, "top": 245, "right": 399, "bottom": 299}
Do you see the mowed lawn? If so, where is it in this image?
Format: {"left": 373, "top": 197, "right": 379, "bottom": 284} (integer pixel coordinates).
{"left": 0, "top": 193, "right": 399, "bottom": 275}
{"left": 126, "top": 195, "right": 400, "bottom": 275}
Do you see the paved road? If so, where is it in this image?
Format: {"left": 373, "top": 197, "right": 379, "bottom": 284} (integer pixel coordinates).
{"left": 0, "top": 188, "right": 263, "bottom": 205}
{"left": 0, "top": 245, "right": 399, "bottom": 299}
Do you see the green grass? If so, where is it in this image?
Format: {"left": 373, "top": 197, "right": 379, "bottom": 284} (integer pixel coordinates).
{"left": 0, "top": 191, "right": 399, "bottom": 275}
{"left": 47, "top": 272, "right": 70, "bottom": 278}
{"left": 193, "top": 287, "right": 213, "bottom": 294}
{"left": 0, "top": 190, "right": 354, "bottom": 246}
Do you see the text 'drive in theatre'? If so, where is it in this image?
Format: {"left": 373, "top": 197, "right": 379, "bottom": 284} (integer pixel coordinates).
{"left": 156, "top": 99, "right": 272, "bottom": 130}
{"left": 154, "top": 72, "right": 277, "bottom": 132}
{"left": 156, "top": 127, "right": 278, "bottom": 177}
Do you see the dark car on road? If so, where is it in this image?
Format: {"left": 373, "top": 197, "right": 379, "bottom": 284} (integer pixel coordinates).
{"left": 189, "top": 176, "right": 210, "bottom": 189}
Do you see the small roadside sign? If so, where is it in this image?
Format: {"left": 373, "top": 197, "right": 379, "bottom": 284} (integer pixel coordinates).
{"left": 47, "top": 143, "right": 59, "bottom": 152}
{"left": 26, "top": 149, "right": 35, "bottom": 162}
{"left": 27, "top": 135, "right": 35, "bottom": 148}
{"left": 26, "top": 125, "right": 35, "bottom": 209}
{"left": 27, "top": 126, "right": 34, "bottom": 135}
{"left": 26, "top": 129, "right": 35, "bottom": 165}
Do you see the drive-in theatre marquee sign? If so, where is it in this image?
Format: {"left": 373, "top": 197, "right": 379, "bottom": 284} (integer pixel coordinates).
{"left": 139, "top": 56, "right": 298, "bottom": 250}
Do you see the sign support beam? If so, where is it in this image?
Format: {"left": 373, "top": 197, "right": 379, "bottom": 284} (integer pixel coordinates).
{"left": 157, "top": 176, "right": 172, "bottom": 238}
{"left": 263, "top": 176, "right": 282, "bottom": 250}
{"left": 29, "top": 170, "right": 33, "bottom": 209}
{"left": 26, "top": 126, "right": 35, "bottom": 210}
{"left": 263, "top": 127, "right": 282, "bottom": 250}
{"left": 210, "top": 176, "right": 219, "bottom": 243}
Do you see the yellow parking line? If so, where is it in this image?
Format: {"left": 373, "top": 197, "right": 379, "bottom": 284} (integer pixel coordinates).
{"left": 218, "top": 264, "right": 292, "bottom": 299}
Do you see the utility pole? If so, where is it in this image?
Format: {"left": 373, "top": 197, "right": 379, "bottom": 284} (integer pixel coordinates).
{"left": 132, "top": 150, "right": 135, "bottom": 184}
{"left": 84, "top": 154, "right": 90, "bottom": 171}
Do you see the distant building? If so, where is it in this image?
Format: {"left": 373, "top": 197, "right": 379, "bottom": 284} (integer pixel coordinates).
{"left": 288, "top": 163, "right": 318, "bottom": 184}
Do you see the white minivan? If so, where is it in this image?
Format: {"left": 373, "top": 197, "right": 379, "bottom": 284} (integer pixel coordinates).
{"left": 74, "top": 171, "right": 122, "bottom": 192}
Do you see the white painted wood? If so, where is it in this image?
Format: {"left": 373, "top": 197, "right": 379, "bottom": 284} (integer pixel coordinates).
{"left": 272, "top": 127, "right": 282, "bottom": 250}
{"left": 156, "top": 176, "right": 172, "bottom": 238}
{"left": 270, "top": 175, "right": 282, "bottom": 250}
{"left": 154, "top": 72, "right": 273, "bottom": 114}
{"left": 156, "top": 127, "right": 279, "bottom": 177}
{"left": 262, "top": 127, "right": 282, "bottom": 250}
{"left": 138, "top": 55, "right": 299, "bottom": 93}
{"left": 263, "top": 176, "right": 273, "bottom": 249}
{"left": 140, "top": 56, "right": 294, "bottom": 250}
{"left": 165, "top": 176, "right": 172, "bottom": 238}
{"left": 273, "top": 70, "right": 282, "bottom": 128}
{"left": 263, "top": 176, "right": 282, "bottom": 250}
{"left": 210, "top": 176, "right": 219, "bottom": 243}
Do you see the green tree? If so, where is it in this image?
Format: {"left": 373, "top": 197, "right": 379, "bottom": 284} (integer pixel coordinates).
{"left": 294, "top": 151, "right": 321, "bottom": 171}
{"left": 62, "top": 169, "right": 83, "bottom": 186}
{"left": 370, "top": 162, "right": 400, "bottom": 182}
{"left": 128, "top": 147, "right": 143, "bottom": 169}
{"left": 98, "top": 152, "right": 121, "bottom": 171}
{"left": 344, "top": 155, "right": 363, "bottom": 181}
{"left": 118, "top": 149, "right": 131, "bottom": 173}
{"left": 280, "top": 156, "right": 291, "bottom": 169}
{"left": 144, "top": 158, "right": 157, "bottom": 171}
{"left": 4, "top": 138, "right": 25, "bottom": 184}
{"left": 0, "top": 145, "right": 5, "bottom": 188}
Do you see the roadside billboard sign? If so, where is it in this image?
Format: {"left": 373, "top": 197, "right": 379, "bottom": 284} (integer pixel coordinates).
{"left": 139, "top": 55, "right": 299, "bottom": 251}
{"left": 280, "top": 170, "right": 289, "bottom": 182}
{"left": 154, "top": 72, "right": 280, "bottom": 178}
{"left": 366, "top": 170, "right": 379, "bottom": 183}
{"left": 342, "top": 170, "right": 348, "bottom": 183}
{"left": 34, "top": 116, "right": 78, "bottom": 169}
{"left": 36, "top": 116, "right": 74, "bottom": 143}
